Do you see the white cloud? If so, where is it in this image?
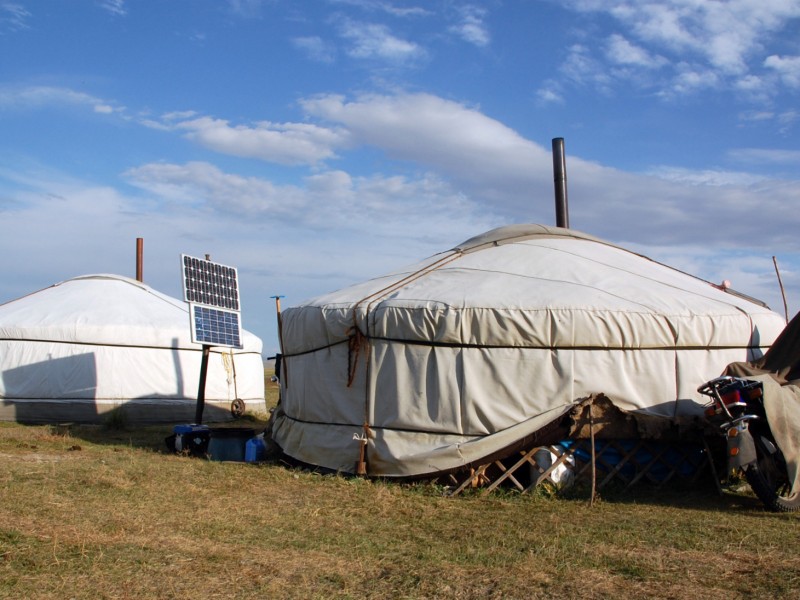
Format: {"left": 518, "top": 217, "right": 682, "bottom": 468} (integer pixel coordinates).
{"left": 535, "top": 83, "right": 564, "bottom": 105}
{"left": 0, "top": 168, "right": 147, "bottom": 296}
{"left": 124, "top": 161, "right": 308, "bottom": 215}
{"left": 293, "top": 36, "right": 337, "bottom": 63}
{"left": 735, "top": 74, "right": 767, "bottom": 93}
{"left": 738, "top": 107, "right": 800, "bottom": 134}
{"left": 0, "top": 85, "right": 111, "bottom": 111}
{"left": 327, "top": 0, "right": 430, "bottom": 18}
{"left": 777, "top": 110, "right": 800, "bottom": 133}
{"left": 646, "top": 166, "right": 767, "bottom": 187}
{"left": 294, "top": 91, "right": 800, "bottom": 242}
{"left": 338, "top": 19, "right": 425, "bottom": 62}
{"left": 299, "top": 92, "right": 554, "bottom": 214}
{"left": 765, "top": 54, "right": 800, "bottom": 88}
{"left": 168, "top": 116, "right": 352, "bottom": 165}
{"left": 118, "top": 90, "right": 800, "bottom": 256}
{"left": 739, "top": 109, "right": 775, "bottom": 123}
{"left": 123, "top": 160, "right": 494, "bottom": 238}
{"left": 449, "top": 5, "right": 490, "bottom": 47}
{"left": 728, "top": 148, "right": 800, "bottom": 166}
{"left": 0, "top": 85, "right": 129, "bottom": 120}
{"left": 98, "top": 0, "right": 127, "bottom": 16}
{"left": 560, "top": 44, "right": 614, "bottom": 92}
{"left": 228, "top": 0, "right": 263, "bottom": 18}
{"left": 605, "top": 34, "right": 665, "bottom": 68}
{"left": 660, "top": 63, "right": 719, "bottom": 96}
{"left": 295, "top": 93, "right": 800, "bottom": 250}
{"left": 162, "top": 110, "right": 199, "bottom": 121}
{"left": 0, "top": 2, "right": 31, "bottom": 31}
{"left": 557, "top": 0, "right": 800, "bottom": 98}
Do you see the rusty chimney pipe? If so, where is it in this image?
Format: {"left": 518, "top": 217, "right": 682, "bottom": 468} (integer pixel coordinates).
{"left": 552, "top": 137, "right": 569, "bottom": 228}
{"left": 136, "top": 238, "right": 144, "bottom": 282}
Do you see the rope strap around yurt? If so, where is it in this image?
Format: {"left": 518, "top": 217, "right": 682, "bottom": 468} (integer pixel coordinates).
{"left": 346, "top": 327, "right": 369, "bottom": 388}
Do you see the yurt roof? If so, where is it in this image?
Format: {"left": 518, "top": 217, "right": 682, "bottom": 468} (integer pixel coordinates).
{"left": 0, "top": 274, "right": 262, "bottom": 352}
{"left": 285, "top": 224, "right": 783, "bottom": 354}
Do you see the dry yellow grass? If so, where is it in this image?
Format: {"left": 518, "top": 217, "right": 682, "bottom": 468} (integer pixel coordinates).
{"left": 1, "top": 399, "right": 799, "bottom": 599}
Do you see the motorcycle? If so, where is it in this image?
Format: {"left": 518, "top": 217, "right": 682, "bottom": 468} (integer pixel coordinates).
{"left": 698, "top": 375, "right": 800, "bottom": 512}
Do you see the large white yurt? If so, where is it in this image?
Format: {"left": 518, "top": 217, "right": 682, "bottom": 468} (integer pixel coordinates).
{"left": 0, "top": 274, "right": 266, "bottom": 423}
{"left": 270, "top": 224, "right": 786, "bottom": 477}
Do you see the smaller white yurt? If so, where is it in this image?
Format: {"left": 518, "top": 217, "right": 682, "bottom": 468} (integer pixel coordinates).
{"left": 0, "top": 274, "right": 266, "bottom": 423}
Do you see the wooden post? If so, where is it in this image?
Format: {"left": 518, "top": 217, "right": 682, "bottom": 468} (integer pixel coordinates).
{"left": 272, "top": 295, "right": 287, "bottom": 388}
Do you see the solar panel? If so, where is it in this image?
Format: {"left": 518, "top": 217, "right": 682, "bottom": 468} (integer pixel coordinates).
{"left": 180, "top": 254, "right": 243, "bottom": 349}
{"left": 181, "top": 254, "right": 239, "bottom": 310}
{"left": 190, "top": 304, "right": 242, "bottom": 348}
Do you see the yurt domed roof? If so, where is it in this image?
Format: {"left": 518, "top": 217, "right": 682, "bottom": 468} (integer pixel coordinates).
{"left": 289, "top": 224, "right": 781, "bottom": 353}
{"left": 0, "top": 274, "right": 261, "bottom": 353}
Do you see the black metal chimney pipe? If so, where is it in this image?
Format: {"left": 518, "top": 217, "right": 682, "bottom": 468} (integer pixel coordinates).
{"left": 552, "top": 137, "right": 569, "bottom": 228}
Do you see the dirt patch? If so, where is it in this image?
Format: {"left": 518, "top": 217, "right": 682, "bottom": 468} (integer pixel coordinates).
{"left": 0, "top": 451, "right": 80, "bottom": 463}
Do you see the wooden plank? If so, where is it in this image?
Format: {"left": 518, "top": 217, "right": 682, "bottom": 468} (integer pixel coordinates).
{"left": 483, "top": 458, "right": 526, "bottom": 494}
{"left": 448, "top": 464, "right": 489, "bottom": 496}
{"left": 524, "top": 445, "right": 577, "bottom": 493}
{"left": 483, "top": 447, "right": 541, "bottom": 494}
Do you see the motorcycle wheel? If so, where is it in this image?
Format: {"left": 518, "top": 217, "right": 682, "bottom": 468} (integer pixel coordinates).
{"left": 743, "top": 435, "right": 800, "bottom": 513}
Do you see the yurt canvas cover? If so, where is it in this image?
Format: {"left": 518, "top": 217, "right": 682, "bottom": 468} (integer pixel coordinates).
{"left": 271, "top": 224, "right": 786, "bottom": 477}
{"left": 0, "top": 274, "right": 265, "bottom": 423}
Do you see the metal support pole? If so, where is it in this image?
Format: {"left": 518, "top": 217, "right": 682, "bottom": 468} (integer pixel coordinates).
{"left": 195, "top": 345, "right": 211, "bottom": 424}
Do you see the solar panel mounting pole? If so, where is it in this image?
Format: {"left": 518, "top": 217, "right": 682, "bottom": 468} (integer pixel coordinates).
{"left": 195, "top": 254, "right": 212, "bottom": 424}
{"left": 195, "top": 344, "right": 211, "bottom": 424}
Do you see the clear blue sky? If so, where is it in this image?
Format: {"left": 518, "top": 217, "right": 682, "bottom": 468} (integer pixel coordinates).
{"left": 2, "top": 0, "right": 799, "bottom": 355}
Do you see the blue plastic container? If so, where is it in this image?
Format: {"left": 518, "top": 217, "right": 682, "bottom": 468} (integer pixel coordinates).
{"left": 245, "top": 435, "right": 266, "bottom": 463}
{"left": 172, "top": 424, "right": 210, "bottom": 455}
{"left": 207, "top": 428, "right": 255, "bottom": 462}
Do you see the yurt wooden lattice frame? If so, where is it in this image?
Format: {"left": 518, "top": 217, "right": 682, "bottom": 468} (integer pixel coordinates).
{"left": 443, "top": 438, "right": 720, "bottom": 496}
{"left": 442, "top": 397, "right": 722, "bottom": 497}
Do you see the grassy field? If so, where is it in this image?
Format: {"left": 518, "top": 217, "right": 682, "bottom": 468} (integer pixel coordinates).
{"left": 1, "top": 376, "right": 799, "bottom": 599}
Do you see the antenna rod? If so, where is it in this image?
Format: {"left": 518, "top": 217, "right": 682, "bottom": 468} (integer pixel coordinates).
{"left": 552, "top": 137, "right": 570, "bottom": 228}
{"left": 773, "top": 256, "right": 789, "bottom": 324}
